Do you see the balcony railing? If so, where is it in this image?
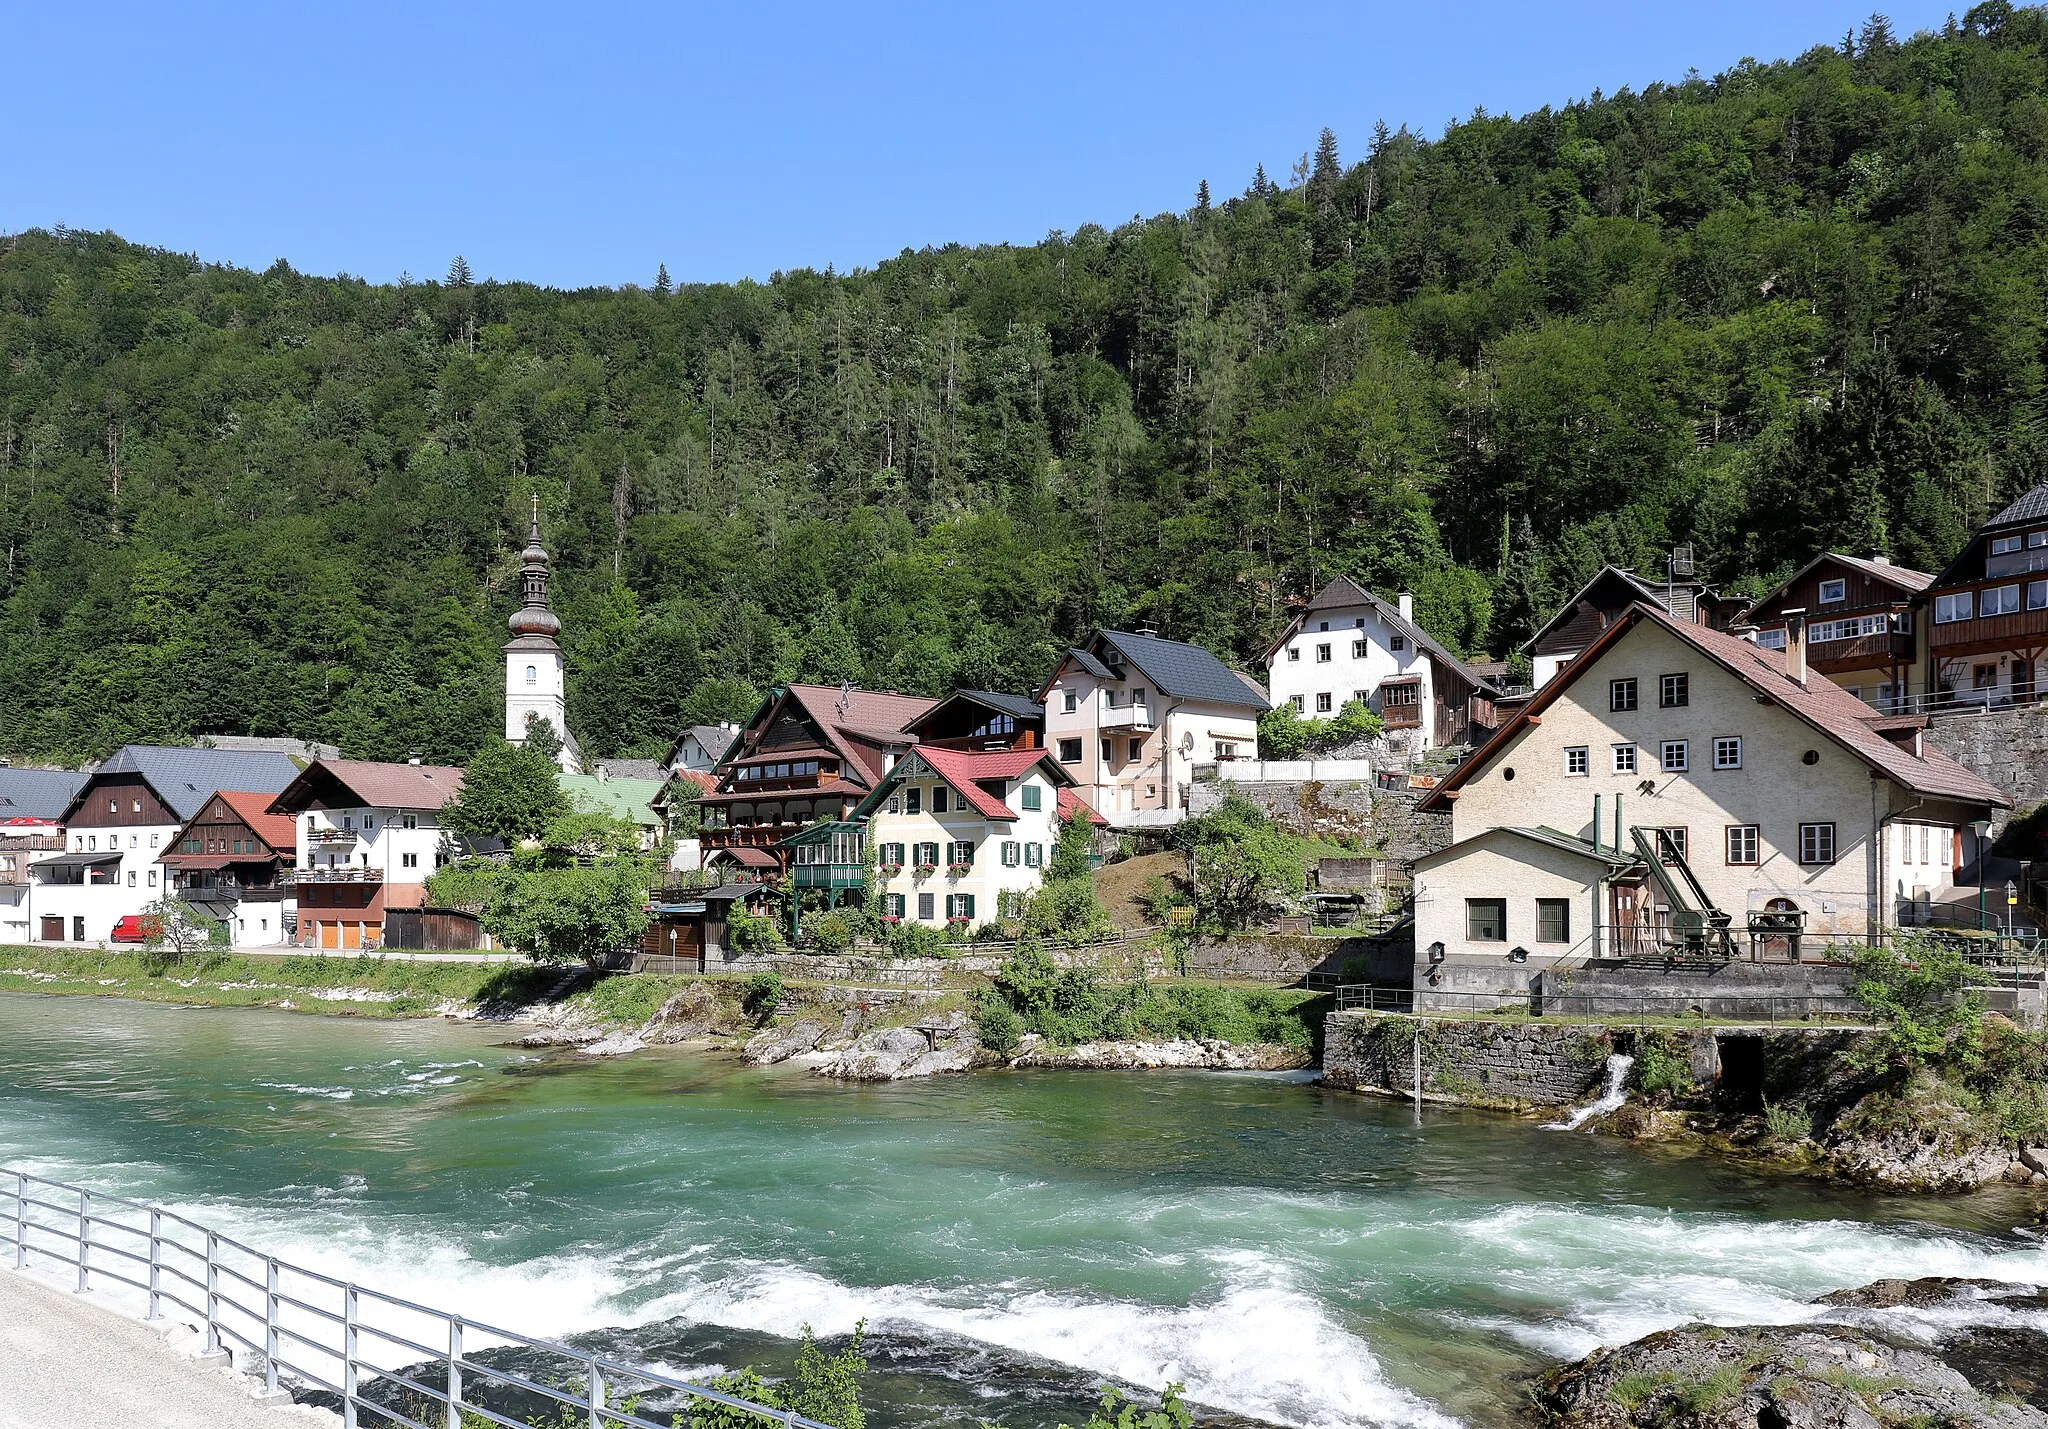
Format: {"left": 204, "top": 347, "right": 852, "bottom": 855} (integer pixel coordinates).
{"left": 701, "top": 826, "right": 798, "bottom": 848}
{"left": 1100, "top": 704, "right": 1156, "bottom": 731}
{"left": 294, "top": 867, "right": 384, "bottom": 884}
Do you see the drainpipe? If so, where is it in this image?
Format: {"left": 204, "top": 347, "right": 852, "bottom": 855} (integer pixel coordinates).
{"left": 1592, "top": 794, "right": 1603, "bottom": 958}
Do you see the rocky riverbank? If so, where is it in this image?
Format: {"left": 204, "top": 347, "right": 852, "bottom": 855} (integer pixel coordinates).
{"left": 1530, "top": 1275, "right": 2048, "bottom": 1426}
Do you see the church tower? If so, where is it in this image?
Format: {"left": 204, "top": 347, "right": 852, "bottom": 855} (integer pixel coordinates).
{"left": 504, "top": 501, "right": 580, "bottom": 772}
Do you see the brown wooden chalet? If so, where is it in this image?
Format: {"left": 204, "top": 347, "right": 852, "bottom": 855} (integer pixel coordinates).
{"left": 159, "top": 790, "right": 299, "bottom": 912}
{"left": 697, "top": 684, "right": 937, "bottom": 878}
{"left": 1920, "top": 484, "right": 2048, "bottom": 710}
{"left": 1521, "top": 566, "right": 1740, "bottom": 698}
{"left": 899, "top": 690, "right": 1043, "bottom": 752}
{"left": 1738, "top": 553, "right": 1929, "bottom": 709}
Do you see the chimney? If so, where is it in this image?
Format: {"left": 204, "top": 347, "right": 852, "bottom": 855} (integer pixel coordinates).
{"left": 406, "top": 752, "right": 423, "bottom": 766}
{"left": 1870, "top": 553, "right": 1889, "bottom": 566}
{"left": 1398, "top": 592, "right": 1414, "bottom": 623}
{"left": 1783, "top": 607, "right": 1808, "bottom": 687}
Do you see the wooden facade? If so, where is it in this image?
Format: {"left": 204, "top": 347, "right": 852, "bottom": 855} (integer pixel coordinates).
{"left": 159, "top": 791, "right": 296, "bottom": 902}
{"left": 64, "top": 774, "right": 177, "bottom": 829}
{"left": 1741, "top": 554, "right": 1925, "bottom": 705}
{"left": 1921, "top": 486, "right": 2048, "bottom": 709}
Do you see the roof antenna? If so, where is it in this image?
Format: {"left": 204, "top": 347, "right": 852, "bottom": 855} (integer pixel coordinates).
{"left": 838, "top": 679, "right": 854, "bottom": 714}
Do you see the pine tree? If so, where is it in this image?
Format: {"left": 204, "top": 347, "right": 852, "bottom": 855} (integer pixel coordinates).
{"left": 1195, "top": 179, "right": 1211, "bottom": 217}
{"left": 1249, "top": 163, "right": 1271, "bottom": 199}
{"left": 1310, "top": 127, "right": 1342, "bottom": 211}
{"left": 445, "top": 255, "right": 472, "bottom": 288}
{"left": 654, "top": 263, "right": 672, "bottom": 297}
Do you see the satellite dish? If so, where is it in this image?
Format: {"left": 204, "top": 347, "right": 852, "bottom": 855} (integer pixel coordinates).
{"left": 1180, "top": 732, "right": 1195, "bottom": 755}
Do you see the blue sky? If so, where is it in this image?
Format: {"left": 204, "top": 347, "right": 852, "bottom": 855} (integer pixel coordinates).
{"left": 3, "top": 1, "right": 1955, "bottom": 288}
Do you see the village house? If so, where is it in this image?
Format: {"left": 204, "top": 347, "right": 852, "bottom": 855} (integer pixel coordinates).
{"left": 662, "top": 724, "right": 739, "bottom": 775}
{"left": 32, "top": 747, "right": 300, "bottom": 943}
{"left": 158, "top": 790, "right": 300, "bottom": 945}
{"left": 1262, "top": 576, "right": 1502, "bottom": 753}
{"left": 1739, "top": 553, "right": 1929, "bottom": 710}
{"left": 696, "top": 684, "right": 936, "bottom": 880}
{"left": 1040, "top": 631, "right": 1267, "bottom": 826}
{"left": 1917, "top": 483, "right": 2048, "bottom": 710}
{"left": 823, "top": 745, "right": 1100, "bottom": 929}
{"left": 269, "top": 759, "right": 463, "bottom": 950}
{"left": 899, "top": 689, "right": 1045, "bottom": 752}
{"left": 1412, "top": 603, "right": 2007, "bottom": 999}
{"left": 1522, "top": 565, "right": 1742, "bottom": 695}
{"left": 0, "top": 767, "right": 88, "bottom": 943}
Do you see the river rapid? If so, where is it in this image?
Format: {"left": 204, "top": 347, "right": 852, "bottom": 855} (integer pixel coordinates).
{"left": 1, "top": 993, "right": 2043, "bottom": 1429}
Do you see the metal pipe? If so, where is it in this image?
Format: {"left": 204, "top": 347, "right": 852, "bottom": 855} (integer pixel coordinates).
{"left": 205, "top": 1232, "right": 220, "bottom": 1356}
{"left": 266, "top": 1257, "right": 280, "bottom": 1394}
{"left": 147, "top": 1209, "right": 161, "bottom": 1320}
{"left": 344, "top": 1285, "right": 359, "bottom": 1429}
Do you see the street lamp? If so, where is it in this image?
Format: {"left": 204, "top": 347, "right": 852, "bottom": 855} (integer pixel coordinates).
{"left": 2006, "top": 878, "right": 2019, "bottom": 938}
{"left": 1972, "top": 819, "right": 1993, "bottom": 931}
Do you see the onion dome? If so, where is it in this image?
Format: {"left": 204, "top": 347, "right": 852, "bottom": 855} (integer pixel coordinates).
{"left": 508, "top": 502, "right": 562, "bottom": 639}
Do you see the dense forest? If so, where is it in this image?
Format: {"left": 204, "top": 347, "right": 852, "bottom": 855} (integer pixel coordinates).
{"left": 9, "top": 6, "right": 2048, "bottom": 764}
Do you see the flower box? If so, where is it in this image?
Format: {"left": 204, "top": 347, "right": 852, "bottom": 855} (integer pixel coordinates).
{"left": 913, "top": 863, "right": 938, "bottom": 876}
{"left": 881, "top": 915, "right": 901, "bottom": 925}
{"left": 946, "top": 862, "right": 973, "bottom": 877}
{"left": 879, "top": 864, "right": 903, "bottom": 877}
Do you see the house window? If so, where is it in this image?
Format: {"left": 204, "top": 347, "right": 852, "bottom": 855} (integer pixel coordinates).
{"left": 1002, "top": 841, "right": 1020, "bottom": 866}
{"left": 1352, "top": 639, "right": 1368, "bottom": 658}
{"left": 1128, "top": 738, "right": 1143, "bottom": 761}
{"left": 886, "top": 795, "right": 901, "bottom": 815}
{"left": 950, "top": 841, "right": 975, "bottom": 866}
{"left": 109, "top": 798, "right": 118, "bottom": 814}
{"left": 1101, "top": 739, "right": 1113, "bottom": 763}
{"left": 1991, "top": 535, "right": 2024, "bottom": 556}
{"left": 132, "top": 800, "right": 141, "bottom": 814}
{"left": 2031, "top": 531, "right": 2048, "bottom": 549}
{"left": 1660, "top": 740, "right": 1688, "bottom": 772}
{"left": 886, "top": 842, "right": 908, "bottom": 866}
{"left": 917, "top": 892, "right": 936, "bottom": 920}
{"left": 1653, "top": 828, "right": 1688, "bottom": 863}
{"left": 1286, "top": 648, "right": 1300, "bottom": 662}
{"left": 948, "top": 893, "right": 976, "bottom": 921}
{"left": 1290, "top": 695, "right": 1306, "bottom": 713}
{"left": 1714, "top": 737, "right": 1742, "bottom": 769}
{"left": 1817, "top": 577, "right": 1847, "bottom": 603}
{"left": 2029, "top": 581, "right": 2048, "bottom": 611}
{"left": 884, "top": 894, "right": 906, "bottom": 918}
{"left": 1660, "top": 673, "right": 1688, "bottom": 708}
{"left": 1315, "top": 693, "right": 1333, "bottom": 713}
{"left": 1058, "top": 739, "right": 1082, "bottom": 764}
{"left": 932, "top": 787, "right": 949, "bottom": 814}
{"left": 1798, "top": 822, "right": 1837, "bottom": 865}
{"left": 1756, "top": 628, "right": 1787, "bottom": 649}
{"left": 1609, "top": 678, "right": 1638, "bottom": 712}
{"left": 1316, "top": 644, "right": 1332, "bottom": 663}
{"left": 525, "top": 665, "right": 537, "bottom": 685}
{"left": 1984, "top": 584, "right": 2022, "bottom": 616}
{"left": 904, "top": 788, "right": 922, "bottom": 814}
{"left": 1466, "top": 898, "right": 1507, "bottom": 941}
{"left": 401, "top": 852, "right": 419, "bottom": 869}
{"left": 1934, "top": 592, "right": 1974, "bottom": 623}
{"left": 1318, "top": 621, "right": 1329, "bottom": 632}
{"left": 1811, "top": 614, "right": 1891, "bottom": 642}
{"left": 1390, "top": 635, "right": 1406, "bottom": 652}
{"left": 1062, "top": 690, "right": 1079, "bottom": 713}
{"left": 1021, "top": 785, "right": 1042, "bottom": 811}
{"left": 1564, "top": 746, "right": 1589, "bottom": 776}
{"left": 1536, "top": 899, "right": 1570, "bottom": 943}
{"left": 1974, "top": 663, "right": 1998, "bottom": 690}
{"left": 147, "top": 870, "right": 157, "bottom": 888}
{"left": 403, "top": 815, "right": 417, "bottom": 830}
{"left": 1025, "top": 842, "right": 1043, "bottom": 867}
{"left": 916, "top": 841, "right": 940, "bottom": 867}
{"left": 127, "top": 871, "right": 136, "bottom": 887}
{"left": 149, "top": 833, "right": 158, "bottom": 848}
{"left": 1613, "top": 744, "right": 1637, "bottom": 774}
{"left": 1726, "top": 825, "right": 1759, "bottom": 865}
{"left": 1352, "top": 691, "right": 1369, "bottom": 706}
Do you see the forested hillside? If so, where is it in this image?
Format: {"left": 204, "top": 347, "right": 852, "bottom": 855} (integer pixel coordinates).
{"left": 8, "top": 6, "right": 2048, "bottom": 764}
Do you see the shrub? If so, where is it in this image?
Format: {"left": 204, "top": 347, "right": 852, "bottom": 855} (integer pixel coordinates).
{"left": 727, "top": 904, "right": 784, "bottom": 955}
{"left": 741, "top": 972, "right": 783, "bottom": 1023}
{"left": 1631, "top": 1029, "right": 1696, "bottom": 1099}
{"left": 1023, "top": 878, "right": 1113, "bottom": 942}
{"left": 1762, "top": 1100, "right": 1814, "bottom": 1143}
{"left": 974, "top": 991, "right": 1023, "bottom": 1057}
{"left": 687, "top": 1323, "right": 867, "bottom": 1429}
{"left": 1852, "top": 936, "right": 1988, "bottom": 1077}
{"left": 889, "top": 922, "right": 949, "bottom": 958}
{"left": 1059, "top": 1384, "right": 1191, "bottom": 1429}
{"left": 808, "top": 913, "right": 854, "bottom": 954}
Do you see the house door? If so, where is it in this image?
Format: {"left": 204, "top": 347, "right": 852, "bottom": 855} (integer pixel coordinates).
{"left": 72, "top": 916, "right": 85, "bottom": 942}
{"left": 341, "top": 922, "right": 361, "bottom": 950}
{"left": 1754, "top": 897, "right": 1802, "bottom": 962}
{"left": 1608, "top": 884, "right": 1643, "bottom": 957}
{"left": 40, "top": 916, "right": 62, "bottom": 941}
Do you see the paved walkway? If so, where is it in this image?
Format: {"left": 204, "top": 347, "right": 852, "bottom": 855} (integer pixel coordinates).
{"left": 0, "top": 1266, "right": 336, "bottom": 1428}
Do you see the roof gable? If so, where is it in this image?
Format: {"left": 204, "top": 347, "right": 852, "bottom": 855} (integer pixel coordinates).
{"left": 1092, "top": 631, "right": 1270, "bottom": 711}
{"left": 1262, "top": 580, "right": 1500, "bottom": 694}
{"left": 1738, "top": 552, "right": 1933, "bottom": 624}
{"left": 1425, "top": 604, "right": 2009, "bottom": 812}
{"left": 64, "top": 746, "right": 302, "bottom": 823}
{"left": 851, "top": 744, "right": 1073, "bottom": 822}
{"left": 269, "top": 759, "right": 464, "bottom": 815}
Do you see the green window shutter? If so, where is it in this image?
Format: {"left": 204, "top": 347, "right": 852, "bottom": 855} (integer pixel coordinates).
{"left": 961, "top": 894, "right": 975, "bottom": 920}
{"left": 1021, "top": 784, "right": 1041, "bottom": 811}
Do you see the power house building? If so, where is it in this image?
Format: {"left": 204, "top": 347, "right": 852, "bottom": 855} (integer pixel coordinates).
{"left": 1411, "top": 604, "right": 2007, "bottom": 999}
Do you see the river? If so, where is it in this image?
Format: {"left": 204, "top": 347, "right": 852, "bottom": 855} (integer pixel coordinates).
{"left": 1, "top": 993, "right": 2043, "bottom": 1429}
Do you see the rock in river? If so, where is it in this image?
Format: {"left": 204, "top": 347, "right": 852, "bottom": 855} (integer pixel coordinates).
{"left": 744, "top": 1018, "right": 826, "bottom": 1065}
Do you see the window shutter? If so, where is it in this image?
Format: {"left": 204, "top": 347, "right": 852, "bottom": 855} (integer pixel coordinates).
{"left": 961, "top": 894, "right": 975, "bottom": 920}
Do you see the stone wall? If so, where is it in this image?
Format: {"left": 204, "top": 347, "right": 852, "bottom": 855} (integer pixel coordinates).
{"left": 1921, "top": 703, "right": 2048, "bottom": 817}
{"left": 706, "top": 941, "right": 1161, "bottom": 986}
{"left": 1185, "top": 777, "right": 1450, "bottom": 864}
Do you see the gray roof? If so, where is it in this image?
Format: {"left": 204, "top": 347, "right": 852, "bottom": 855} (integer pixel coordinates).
{"left": 688, "top": 725, "right": 737, "bottom": 758}
{"left": 1065, "top": 648, "right": 1115, "bottom": 680}
{"left": 1988, "top": 483, "right": 2048, "bottom": 529}
{"left": 78, "top": 746, "right": 303, "bottom": 822}
{"left": 1293, "top": 576, "right": 1501, "bottom": 695}
{"left": 955, "top": 689, "right": 1045, "bottom": 720}
{"left": 1095, "top": 631, "right": 1270, "bottom": 711}
{"left": 0, "top": 768, "right": 90, "bottom": 820}
{"left": 592, "top": 758, "right": 666, "bottom": 781}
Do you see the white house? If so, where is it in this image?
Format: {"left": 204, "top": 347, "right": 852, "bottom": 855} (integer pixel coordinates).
{"left": 0, "top": 767, "right": 88, "bottom": 943}
{"left": 268, "top": 760, "right": 464, "bottom": 950}
{"left": 663, "top": 724, "right": 739, "bottom": 775}
{"left": 1411, "top": 603, "right": 2007, "bottom": 998}
{"left": 1040, "top": 630, "right": 1267, "bottom": 827}
{"left": 32, "top": 747, "right": 300, "bottom": 943}
{"left": 852, "top": 746, "right": 1102, "bottom": 928}
{"left": 504, "top": 505, "right": 582, "bottom": 773}
{"left": 1263, "top": 576, "right": 1501, "bottom": 754}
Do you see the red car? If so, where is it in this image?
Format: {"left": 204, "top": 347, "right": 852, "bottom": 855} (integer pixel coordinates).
{"left": 109, "top": 915, "right": 159, "bottom": 944}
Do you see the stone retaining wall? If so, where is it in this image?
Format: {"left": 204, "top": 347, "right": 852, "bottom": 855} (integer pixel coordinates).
{"left": 1921, "top": 703, "right": 2048, "bottom": 814}
{"left": 706, "top": 942, "right": 1161, "bottom": 986}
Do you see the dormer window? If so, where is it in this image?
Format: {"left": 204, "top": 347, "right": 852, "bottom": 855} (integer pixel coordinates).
{"left": 1318, "top": 621, "right": 1329, "bottom": 632}
{"left": 1061, "top": 689, "right": 1078, "bottom": 713}
{"left": 1817, "top": 578, "right": 1847, "bottom": 603}
{"left": 1390, "top": 635, "right": 1406, "bottom": 652}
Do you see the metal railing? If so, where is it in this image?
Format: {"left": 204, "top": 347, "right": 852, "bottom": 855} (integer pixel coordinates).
{"left": 1330, "top": 984, "right": 1874, "bottom": 1026}
{"left": 5, "top": 1168, "right": 832, "bottom": 1429}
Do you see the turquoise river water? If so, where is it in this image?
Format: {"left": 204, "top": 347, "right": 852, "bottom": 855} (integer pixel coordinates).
{"left": 1, "top": 993, "right": 2044, "bottom": 1429}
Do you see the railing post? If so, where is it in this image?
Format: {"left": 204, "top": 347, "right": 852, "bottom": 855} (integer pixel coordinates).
{"left": 589, "top": 1355, "right": 604, "bottom": 1428}
{"left": 343, "top": 1286, "right": 359, "bottom": 1429}
{"left": 76, "top": 1189, "right": 90, "bottom": 1292}
{"left": 204, "top": 1231, "right": 220, "bottom": 1356}
{"left": 447, "top": 1316, "right": 464, "bottom": 1429}
{"left": 147, "top": 1208, "right": 162, "bottom": 1319}
{"left": 266, "top": 1257, "right": 280, "bottom": 1394}
{"left": 12, "top": 1171, "right": 25, "bottom": 1270}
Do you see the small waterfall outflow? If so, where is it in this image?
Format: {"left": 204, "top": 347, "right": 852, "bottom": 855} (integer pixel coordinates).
{"left": 1542, "top": 1053, "right": 1635, "bottom": 1132}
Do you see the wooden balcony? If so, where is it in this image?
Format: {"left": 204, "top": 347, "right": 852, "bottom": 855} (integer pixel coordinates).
{"left": 1927, "top": 606, "right": 2048, "bottom": 656}
{"left": 1381, "top": 702, "right": 1423, "bottom": 729}
{"left": 1809, "top": 629, "right": 1913, "bottom": 673}
{"left": 702, "top": 826, "right": 799, "bottom": 849}
{"left": 296, "top": 867, "right": 385, "bottom": 884}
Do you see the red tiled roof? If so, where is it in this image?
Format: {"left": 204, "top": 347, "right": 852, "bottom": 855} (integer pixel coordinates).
{"left": 216, "top": 790, "right": 300, "bottom": 854}
{"left": 710, "top": 845, "right": 780, "bottom": 868}
{"left": 270, "top": 759, "right": 464, "bottom": 814}
{"left": 781, "top": 685, "right": 938, "bottom": 785}
{"left": 1423, "top": 602, "right": 2008, "bottom": 811}
{"left": 914, "top": 745, "right": 1050, "bottom": 820}
{"left": 1058, "top": 788, "right": 1108, "bottom": 826}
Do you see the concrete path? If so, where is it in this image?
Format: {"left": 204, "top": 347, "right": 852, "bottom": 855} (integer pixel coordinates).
{"left": 0, "top": 1266, "right": 337, "bottom": 1428}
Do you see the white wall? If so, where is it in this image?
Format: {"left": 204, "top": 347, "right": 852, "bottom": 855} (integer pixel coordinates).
{"left": 506, "top": 646, "right": 573, "bottom": 769}
{"left": 869, "top": 768, "right": 1063, "bottom": 923}
{"left": 295, "top": 806, "right": 450, "bottom": 888}
{"left": 1043, "top": 669, "right": 1260, "bottom": 821}
{"left": 34, "top": 823, "right": 178, "bottom": 940}
{"left": 1266, "top": 601, "right": 1437, "bottom": 747}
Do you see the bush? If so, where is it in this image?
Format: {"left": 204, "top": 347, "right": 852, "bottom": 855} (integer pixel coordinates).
{"left": 741, "top": 972, "right": 783, "bottom": 1023}
{"left": 808, "top": 912, "right": 854, "bottom": 954}
{"left": 1762, "top": 1100, "right": 1814, "bottom": 1143}
{"left": 727, "top": 903, "right": 784, "bottom": 955}
{"left": 1023, "top": 878, "right": 1113, "bottom": 942}
{"left": 687, "top": 1323, "right": 867, "bottom": 1429}
{"left": 888, "top": 922, "right": 949, "bottom": 958}
{"left": 1631, "top": 1029, "right": 1695, "bottom": 1099}
{"left": 1060, "top": 1384, "right": 1192, "bottom": 1429}
{"left": 1852, "top": 936, "right": 1987, "bottom": 1077}
{"left": 974, "top": 991, "right": 1023, "bottom": 1057}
